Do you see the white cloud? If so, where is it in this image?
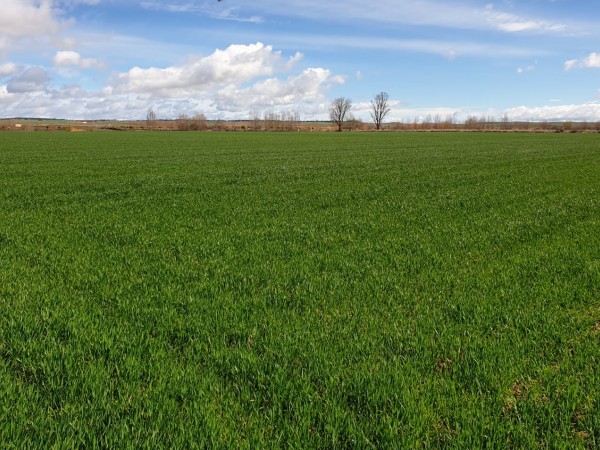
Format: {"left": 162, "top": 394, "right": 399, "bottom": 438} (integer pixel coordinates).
{"left": 564, "top": 52, "right": 600, "bottom": 71}
{"left": 442, "top": 50, "right": 459, "bottom": 60}
{"left": 564, "top": 59, "right": 578, "bottom": 71}
{"left": 140, "top": 1, "right": 263, "bottom": 23}
{"left": 59, "top": 0, "right": 100, "bottom": 5}
{"left": 581, "top": 52, "right": 600, "bottom": 68}
{"left": 271, "top": 33, "right": 546, "bottom": 58}
{"left": 351, "top": 100, "right": 600, "bottom": 124}
{"left": 389, "top": 107, "right": 462, "bottom": 123}
{"left": 0, "top": 0, "right": 100, "bottom": 54}
{"left": 232, "top": 0, "right": 570, "bottom": 35}
{"left": 0, "top": 1, "right": 102, "bottom": 54}
{"left": 6, "top": 66, "right": 51, "bottom": 93}
{"left": 216, "top": 68, "right": 344, "bottom": 112}
{"left": 505, "top": 103, "right": 600, "bottom": 121}
{"left": 0, "top": 43, "right": 342, "bottom": 120}
{"left": 4, "top": 81, "right": 600, "bottom": 123}
{"left": 345, "top": 100, "right": 473, "bottom": 123}
{"left": 0, "top": 63, "right": 19, "bottom": 76}
{"left": 135, "top": 0, "right": 573, "bottom": 36}
{"left": 53, "top": 50, "right": 103, "bottom": 69}
{"left": 517, "top": 61, "right": 537, "bottom": 74}
{"left": 0, "top": 83, "right": 152, "bottom": 119}
{"left": 113, "top": 42, "right": 303, "bottom": 97}
{"left": 0, "top": 0, "right": 63, "bottom": 39}
{"left": 482, "top": 5, "right": 565, "bottom": 34}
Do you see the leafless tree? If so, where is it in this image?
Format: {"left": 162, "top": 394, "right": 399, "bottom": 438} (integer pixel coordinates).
{"left": 370, "top": 91, "right": 391, "bottom": 130}
{"left": 464, "top": 116, "right": 478, "bottom": 130}
{"left": 424, "top": 114, "right": 433, "bottom": 130}
{"left": 176, "top": 112, "right": 207, "bottom": 131}
{"left": 177, "top": 113, "right": 190, "bottom": 130}
{"left": 264, "top": 111, "right": 277, "bottom": 131}
{"left": 282, "top": 111, "right": 300, "bottom": 131}
{"left": 329, "top": 97, "right": 352, "bottom": 132}
{"left": 346, "top": 115, "right": 364, "bottom": 132}
{"left": 250, "top": 110, "right": 262, "bottom": 131}
{"left": 191, "top": 112, "right": 208, "bottom": 130}
{"left": 146, "top": 107, "right": 157, "bottom": 128}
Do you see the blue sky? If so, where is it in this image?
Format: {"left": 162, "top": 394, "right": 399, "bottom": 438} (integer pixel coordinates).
{"left": 1, "top": 0, "right": 599, "bottom": 121}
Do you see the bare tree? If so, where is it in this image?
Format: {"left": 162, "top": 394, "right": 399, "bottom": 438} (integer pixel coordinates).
{"left": 346, "top": 114, "right": 364, "bottom": 132}
{"left": 177, "top": 113, "right": 190, "bottom": 131}
{"left": 329, "top": 97, "right": 352, "bottom": 132}
{"left": 424, "top": 114, "right": 433, "bottom": 130}
{"left": 264, "top": 111, "right": 277, "bottom": 131}
{"left": 191, "top": 112, "right": 208, "bottom": 130}
{"left": 250, "top": 110, "right": 262, "bottom": 131}
{"left": 370, "top": 91, "right": 391, "bottom": 131}
{"left": 146, "top": 107, "right": 157, "bottom": 129}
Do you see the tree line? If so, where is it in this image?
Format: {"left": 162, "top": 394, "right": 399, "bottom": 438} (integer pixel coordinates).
{"left": 145, "top": 93, "right": 600, "bottom": 132}
{"left": 145, "top": 92, "right": 393, "bottom": 132}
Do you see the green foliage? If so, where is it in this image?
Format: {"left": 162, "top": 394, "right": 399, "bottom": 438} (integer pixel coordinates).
{"left": 0, "top": 132, "right": 598, "bottom": 448}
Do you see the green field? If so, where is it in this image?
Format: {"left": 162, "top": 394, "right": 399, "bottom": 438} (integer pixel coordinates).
{"left": 0, "top": 131, "right": 598, "bottom": 448}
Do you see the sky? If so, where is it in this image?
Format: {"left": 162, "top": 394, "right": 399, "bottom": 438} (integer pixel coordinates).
{"left": 1, "top": 0, "right": 600, "bottom": 122}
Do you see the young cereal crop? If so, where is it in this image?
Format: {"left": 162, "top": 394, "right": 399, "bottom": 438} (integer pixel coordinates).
{"left": 0, "top": 131, "right": 598, "bottom": 448}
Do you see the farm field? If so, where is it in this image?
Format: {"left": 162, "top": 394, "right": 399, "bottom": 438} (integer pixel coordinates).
{"left": 0, "top": 131, "right": 599, "bottom": 447}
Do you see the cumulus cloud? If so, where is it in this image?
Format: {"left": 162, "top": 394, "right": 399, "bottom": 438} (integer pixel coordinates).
{"left": 6, "top": 66, "right": 51, "bottom": 93}
{"left": 564, "top": 52, "right": 600, "bottom": 71}
{"left": 0, "top": 43, "right": 343, "bottom": 120}
{"left": 578, "top": 52, "right": 599, "bottom": 68}
{"left": 53, "top": 50, "right": 103, "bottom": 69}
{"left": 216, "top": 68, "right": 344, "bottom": 111}
{"left": 0, "top": 1, "right": 102, "bottom": 53}
{"left": 113, "top": 42, "right": 303, "bottom": 97}
{"left": 349, "top": 101, "right": 600, "bottom": 124}
{"left": 0, "top": 0, "right": 63, "bottom": 39}
{"left": 0, "top": 0, "right": 100, "bottom": 55}
{"left": 505, "top": 103, "right": 600, "bottom": 122}
{"left": 0, "top": 82, "right": 152, "bottom": 119}
{"left": 0, "top": 63, "right": 19, "bottom": 77}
